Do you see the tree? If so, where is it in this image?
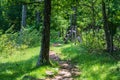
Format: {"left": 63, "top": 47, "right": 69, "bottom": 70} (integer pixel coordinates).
{"left": 35, "top": 10, "right": 41, "bottom": 31}
{"left": 21, "top": 4, "right": 27, "bottom": 27}
{"left": 102, "top": 0, "right": 113, "bottom": 53}
{"left": 36, "top": 0, "right": 51, "bottom": 66}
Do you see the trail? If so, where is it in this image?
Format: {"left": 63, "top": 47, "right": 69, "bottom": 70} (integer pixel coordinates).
{"left": 45, "top": 50, "right": 81, "bottom": 80}
{"left": 22, "top": 44, "right": 81, "bottom": 80}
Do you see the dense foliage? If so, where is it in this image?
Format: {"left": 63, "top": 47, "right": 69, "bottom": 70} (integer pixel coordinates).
{"left": 0, "top": 0, "right": 120, "bottom": 80}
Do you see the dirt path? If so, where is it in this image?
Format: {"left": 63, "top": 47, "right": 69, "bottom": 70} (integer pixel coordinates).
{"left": 45, "top": 51, "right": 81, "bottom": 80}
{"left": 22, "top": 44, "right": 81, "bottom": 80}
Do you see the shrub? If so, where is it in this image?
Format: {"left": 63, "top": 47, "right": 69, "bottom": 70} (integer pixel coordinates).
{"left": 0, "top": 26, "right": 40, "bottom": 56}
{"left": 0, "top": 34, "right": 18, "bottom": 56}
{"left": 19, "top": 27, "right": 40, "bottom": 47}
{"left": 81, "top": 29, "right": 105, "bottom": 52}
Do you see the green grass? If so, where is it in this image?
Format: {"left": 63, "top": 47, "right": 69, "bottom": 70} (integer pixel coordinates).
{"left": 0, "top": 47, "right": 58, "bottom": 80}
{"left": 1, "top": 43, "right": 120, "bottom": 80}
{"left": 51, "top": 44, "right": 120, "bottom": 80}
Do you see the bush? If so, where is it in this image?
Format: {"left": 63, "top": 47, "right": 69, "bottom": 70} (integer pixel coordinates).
{"left": 19, "top": 27, "right": 40, "bottom": 47}
{"left": 0, "top": 34, "right": 18, "bottom": 56}
{"left": 50, "top": 30, "right": 63, "bottom": 44}
{"left": 0, "top": 26, "right": 40, "bottom": 56}
{"left": 81, "top": 29, "right": 105, "bottom": 52}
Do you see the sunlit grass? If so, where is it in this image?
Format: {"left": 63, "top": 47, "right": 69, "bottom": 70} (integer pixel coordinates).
{"left": 52, "top": 44, "right": 120, "bottom": 80}
{"left": 1, "top": 43, "right": 120, "bottom": 80}
{"left": 0, "top": 46, "right": 58, "bottom": 80}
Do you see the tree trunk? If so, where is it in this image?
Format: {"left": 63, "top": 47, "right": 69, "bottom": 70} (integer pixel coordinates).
{"left": 21, "top": 4, "right": 27, "bottom": 27}
{"left": 102, "top": 0, "right": 113, "bottom": 53}
{"left": 71, "top": 6, "right": 77, "bottom": 26}
{"left": 91, "top": 1, "right": 95, "bottom": 36}
{"left": 70, "top": 5, "right": 77, "bottom": 42}
{"left": 19, "top": 4, "right": 27, "bottom": 45}
{"left": 36, "top": 0, "right": 51, "bottom": 66}
{"left": 36, "top": 10, "right": 42, "bottom": 31}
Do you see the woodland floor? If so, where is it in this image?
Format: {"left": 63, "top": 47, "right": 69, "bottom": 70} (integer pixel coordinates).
{"left": 22, "top": 44, "right": 81, "bottom": 80}
{"left": 1, "top": 43, "right": 119, "bottom": 80}
{"left": 45, "top": 50, "right": 81, "bottom": 80}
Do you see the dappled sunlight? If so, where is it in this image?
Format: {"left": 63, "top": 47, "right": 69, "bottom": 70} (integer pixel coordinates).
{"left": 0, "top": 46, "right": 58, "bottom": 80}
{"left": 52, "top": 44, "right": 120, "bottom": 80}
{"left": 0, "top": 0, "right": 120, "bottom": 79}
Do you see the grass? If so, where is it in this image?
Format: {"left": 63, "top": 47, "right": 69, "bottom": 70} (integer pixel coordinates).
{"left": 51, "top": 43, "right": 120, "bottom": 80}
{"left": 0, "top": 43, "right": 120, "bottom": 80}
{"left": 0, "top": 47, "right": 58, "bottom": 80}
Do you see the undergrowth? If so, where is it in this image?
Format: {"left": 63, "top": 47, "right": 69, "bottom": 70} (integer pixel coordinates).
{"left": 0, "top": 47, "right": 58, "bottom": 80}
{"left": 51, "top": 44, "right": 120, "bottom": 80}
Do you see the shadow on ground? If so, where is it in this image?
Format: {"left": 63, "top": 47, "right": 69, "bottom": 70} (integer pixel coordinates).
{"left": 0, "top": 56, "right": 39, "bottom": 80}
{"left": 61, "top": 45, "right": 120, "bottom": 80}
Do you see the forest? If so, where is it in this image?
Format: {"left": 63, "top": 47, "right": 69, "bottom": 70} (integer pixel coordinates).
{"left": 0, "top": 0, "right": 120, "bottom": 80}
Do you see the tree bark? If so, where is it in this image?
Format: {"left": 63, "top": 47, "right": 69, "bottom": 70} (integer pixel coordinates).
{"left": 36, "top": 0, "right": 51, "bottom": 66}
{"left": 91, "top": 1, "right": 95, "bottom": 35}
{"left": 70, "top": 5, "right": 77, "bottom": 42}
{"left": 19, "top": 4, "right": 27, "bottom": 45}
{"left": 36, "top": 10, "right": 41, "bottom": 31}
{"left": 102, "top": 0, "right": 113, "bottom": 53}
{"left": 21, "top": 4, "right": 27, "bottom": 27}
